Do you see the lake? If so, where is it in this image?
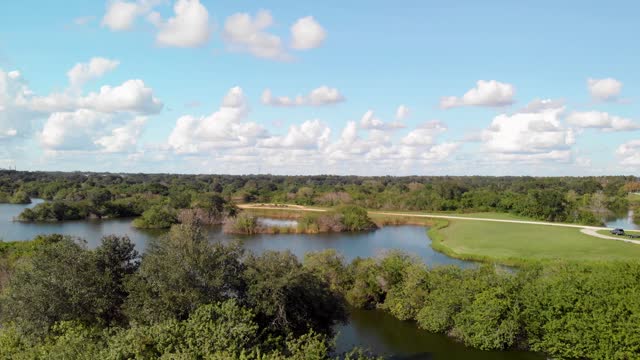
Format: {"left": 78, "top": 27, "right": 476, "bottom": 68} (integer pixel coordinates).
{"left": 0, "top": 200, "right": 541, "bottom": 360}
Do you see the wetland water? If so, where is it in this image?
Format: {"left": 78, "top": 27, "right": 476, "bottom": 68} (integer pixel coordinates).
{"left": 0, "top": 201, "right": 541, "bottom": 360}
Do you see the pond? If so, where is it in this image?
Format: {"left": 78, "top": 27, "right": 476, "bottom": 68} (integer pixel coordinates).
{"left": 0, "top": 201, "right": 541, "bottom": 360}
{"left": 605, "top": 209, "right": 639, "bottom": 230}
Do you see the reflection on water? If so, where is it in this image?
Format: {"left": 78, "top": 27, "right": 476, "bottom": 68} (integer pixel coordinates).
{"left": 605, "top": 210, "right": 639, "bottom": 230}
{"left": 257, "top": 217, "right": 298, "bottom": 228}
{"left": 337, "top": 309, "right": 541, "bottom": 360}
{"left": 0, "top": 200, "right": 540, "bottom": 359}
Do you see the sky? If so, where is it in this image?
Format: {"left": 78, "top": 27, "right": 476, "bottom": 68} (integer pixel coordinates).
{"left": 1, "top": 0, "right": 639, "bottom": 176}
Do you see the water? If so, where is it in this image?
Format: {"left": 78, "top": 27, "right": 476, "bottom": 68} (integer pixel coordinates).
{"left": 605, "top": 209, "right": 639, "bottom": 230}
{"left": 257, "top": 217, "right": 298, "bottom": 227}
{"left": 0, "top": 201, "right": 540, "bottom": 360}
{"left": 337, "top": 309, "right": 541, "bottom": 360}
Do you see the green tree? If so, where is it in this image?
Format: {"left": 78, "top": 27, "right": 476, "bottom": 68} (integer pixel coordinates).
{"left": 244, "top": 251, "right": 348, "bottom": 337}
{"left": 124, "top": 223, "right": 246, "bottom": 324}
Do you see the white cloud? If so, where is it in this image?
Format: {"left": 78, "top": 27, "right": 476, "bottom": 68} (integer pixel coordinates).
{"left": 0, "top": 69, "right": 39, "bottom": 140}
{"left": 67, "top": 57, "right": 120, "bottom": 89}
{"left": 102, "top": 1, "right": 140, "bottom": 31}
{"left": 588, "top": 77, "right": 622, "bottom": 102}
{"left": 401, "top": 120, "right": 447, "bottom": 146}
{"left": 223, "top": 10, "right": 288, "bottom": 60}
{"left": 102, "top": 0, "right": 163, "bottom": 31}
{"left": 259, "top": 119, "right": 330, "bottom": 149}
{"left": 617, "top": 140, "right": 640, "bottom": 166}
{"left": 40, "top": 110, "right": 148, "bottom": 153}
{"left": 566, "top": 111, "right": 639, "bottom": 132}
{"left": 168, "top": 86, "right": 268, "bottom": 153}
{"left": 152, "top": 0, "right": 210, "bottom": 47}
{"left": 290, "top": 16, "right": 326, "bottom": 50}
{"left": 440, "top": 80, "right": 515, "bottom": 109}
{"left": 520, "top": 98, "right": 565, "bottom": 113}
{"left": 40, "top": 110, "right": 107, "bottom": 151}
{"left": 395, "top": 105, "right": 410, "bottom": 120}
{"left": 481, "top": 107, "right": 574, "bottom": 160}
{"left": 359, "top": 110, "right": 404, "bottom": 130}
{"left": 30, "top": 79, "right": 163, "bottom": 114}
{"left": 95, "top": 116, "right": 147, "bottom": 153}
{"left": 262, "top": 86, "right": 345, "bottom": 107}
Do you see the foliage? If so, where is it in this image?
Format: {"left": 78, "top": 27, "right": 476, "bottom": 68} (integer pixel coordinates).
{"left": 124, "top": 223, "right": 246, "bottom": 324}
{"left": 131, "top": 204, "right": 178, "bottom": 229}
{"left": 243, "top": 250, "right": 348, "bottom": 337}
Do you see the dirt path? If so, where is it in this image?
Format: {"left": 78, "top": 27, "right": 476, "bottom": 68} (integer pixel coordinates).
{"left": 580, "top": 228, "right": 640, "bottom": 245}
{"left": 239, "top": 203, "right": 640, "bottom": 244}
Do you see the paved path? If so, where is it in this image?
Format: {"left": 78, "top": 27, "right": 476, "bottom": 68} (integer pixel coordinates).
{"left": 580, "top": 228, "right": 640, "bottom": 245}
{"left": 239, "top": 203, "right": 640, "bottom": 245}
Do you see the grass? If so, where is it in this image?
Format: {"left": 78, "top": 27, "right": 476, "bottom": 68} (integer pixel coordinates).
{"left": 431, "top": 220, "right": 640, "bottom": 266}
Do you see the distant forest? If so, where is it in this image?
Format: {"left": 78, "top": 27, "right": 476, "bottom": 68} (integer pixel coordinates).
{"left": 1, "top": 170, "right": 639, "bottom": 227}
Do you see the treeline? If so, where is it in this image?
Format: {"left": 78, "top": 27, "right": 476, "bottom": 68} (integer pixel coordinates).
{"left": 0, "top": 225, "right": 378, "bottom": 359}
{"left": 1, "top": 170, "right": 638, "bottom": 225}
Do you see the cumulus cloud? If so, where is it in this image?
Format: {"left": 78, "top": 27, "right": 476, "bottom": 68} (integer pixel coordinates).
{"left": 168, "top": 86, "right": 268, "bottom": 153}
{"left": 290, "top": 16, "right": 326, "bottom": 50}
{"left": 395, "top": 105, "right": 410, "bottom": 120}
{"left": 520, "top": 98, "right": 565, "bottom": 113}
{"left": 359, "top": 110, "right": 404, "bottom": 130}
{"left": 151, "top": 0, "right": 210, "bottom": 47}
{"left": 40, "top": 110, "right": 148, "bottom": 153}
{"left": 40, "top": 110, "right": 107, "bottom": 151}
{"left": 262, "top": 86, "right": 344, "bottom": 107}
{"left": 0, "top": 69, "right": 39, "bottom": 140}
{"left": 588, "top": 77, "right": 622, "bottom": 102}
{"left": 67, "top": 57, "right": 120, "bottom": 89}
{"left": 30, "top": 79, "right": 163, "bottom": 114}
{"left": 102, "top": 1, "right": 140, "bottom": 30}
{"left": 440, "top": 80, "right": 515, "bottom": 109}
{"left": 617, "top": 140, "right": 640, "bottom": 166}
{"left": 566, "top": 111, "right": 639, "bottom": 132}
{"left": 401, "top": 121, "right": 447, "bottom": 146}
{"left": 481, "top": 107, "right": 574, "bottom": 162}
{"left": 95, "top": 116, "right": 147, "bottom": 153}
{"left": 102, "top": 0, "right": 163, "bottom": 31}
{"left": 223, "top": 10, "right": 288, "bottom": 60}
{"left": 259, "top": 119, "right": 331, "bottom": 149}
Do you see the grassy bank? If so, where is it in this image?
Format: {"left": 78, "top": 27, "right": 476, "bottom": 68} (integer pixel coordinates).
{"left": 430, "top": 219, "right": 640, "bottom": 265}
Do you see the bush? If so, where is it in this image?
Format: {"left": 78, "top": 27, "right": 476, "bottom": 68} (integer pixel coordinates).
{"left": 9, "top": 190, "right": 30, "bottom": 204}
{"left": 334, "top": 205, "right": 376, "bottom": 231}
{"left": 132, "top": 205, "right": 178, "bottom": 229}
{"left": 223, "top": 213, "right": 261, "bottom": 234}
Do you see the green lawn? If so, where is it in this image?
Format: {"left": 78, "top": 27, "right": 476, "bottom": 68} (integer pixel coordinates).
{"left": 432, "top": 220, "right": 640, "bottom": 265}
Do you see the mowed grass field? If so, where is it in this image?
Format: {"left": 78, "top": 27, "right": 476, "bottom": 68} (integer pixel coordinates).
{"left": 432, "top": 220, "right": 640, "bottom": 264}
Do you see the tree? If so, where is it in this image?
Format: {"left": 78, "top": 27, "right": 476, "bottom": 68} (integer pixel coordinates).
{"left": 9, "top": 190, "right": 30, "bottom": 204}
{"left": 132, "top": 204, "right": 178, "bottom": 229}
{"left": 244, "top": 251, "right": 348, "bottom": 337}
{"left": 124, "top": 223, "right": 246, "bottom": 324}
{"left": 0, "top": 238, "right": 106, "bottom": 337}
{"left": 94, "top": 235, "right": 140, "bottom": 326}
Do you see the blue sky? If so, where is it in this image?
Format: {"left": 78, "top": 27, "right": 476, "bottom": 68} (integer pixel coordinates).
{"left": 0, "top": 0, "right": 638, "bottom": 175}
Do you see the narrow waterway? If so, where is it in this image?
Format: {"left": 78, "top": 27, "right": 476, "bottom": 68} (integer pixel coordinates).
{"left": 0, "top": 201, "right": 540, "bottom": 359}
